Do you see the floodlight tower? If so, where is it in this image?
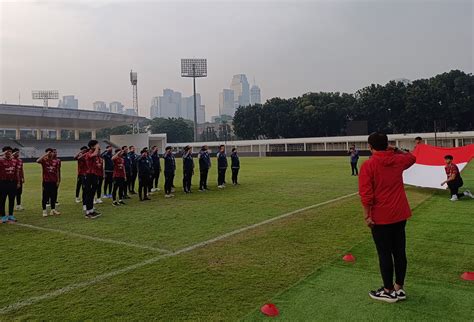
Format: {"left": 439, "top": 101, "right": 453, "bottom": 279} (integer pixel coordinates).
{"left": 130, "top": 70, "right": 139, "bottom": 133}
{"left": 181, "top": 58, "right": 207, "bottom": 142}
{"left": 32, "top": 90, "right": 59, "bottom": 108}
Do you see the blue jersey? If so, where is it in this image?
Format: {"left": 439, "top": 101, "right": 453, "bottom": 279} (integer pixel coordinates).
{"left": 198, "top": 150, "right": 211, "bottom": 169}
{"left": 164, "top": 152, "right": 176, "bottom": 173}
{"left": 217, "top": 152, "right": 228, "bottom": 169}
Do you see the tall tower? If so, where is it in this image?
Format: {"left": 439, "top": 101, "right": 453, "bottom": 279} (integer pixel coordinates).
{"left": 130, "top": 70, "right": 138, "bottom": 133}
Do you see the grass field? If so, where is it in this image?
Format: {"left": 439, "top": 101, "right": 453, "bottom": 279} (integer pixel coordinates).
{"left": 0, "top": 157, "right": 472, "bottom": 320}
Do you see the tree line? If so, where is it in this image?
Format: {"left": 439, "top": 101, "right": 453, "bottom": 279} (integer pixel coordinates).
{"left": 233, "top": 70, "right": 473, "bottom": 139}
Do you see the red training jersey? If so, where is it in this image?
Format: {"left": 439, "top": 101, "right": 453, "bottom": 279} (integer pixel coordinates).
{"left": 39, "top": 158, "right": 61, "bottom": 183}
{"left": 0, "top": 158, "right": 20, "bottom": 181}
{"left": 358, "top": 150, "right": 416, "bottom": 225}
{"left": 77, "top": 155, "right": 88, "bottom": 176}
{"left": 85, "top": 151, "right": 104, "bottom": 177}
{"left": 113, "top": 157, "right": 126, "bottom": 178}
{"left": 445, "top": 163, "right": 460, "bottom": 180}
{"left": 14, "top": 157, "right": 24, "bottom": 181}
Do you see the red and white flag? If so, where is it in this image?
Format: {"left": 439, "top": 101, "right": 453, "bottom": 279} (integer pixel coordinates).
{"left": 403, "top": 144, "right": 474, "bottom": 189}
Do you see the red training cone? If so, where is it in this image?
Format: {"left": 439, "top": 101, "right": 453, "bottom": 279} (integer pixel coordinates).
{"left": 461, "top": 272, "right": 474, "bottom": 281}
{"left": 343, "top": 254, "right": 355, "bottom": 262}
{"left": 261, "top": 303, "right": 279, "bottom": 317}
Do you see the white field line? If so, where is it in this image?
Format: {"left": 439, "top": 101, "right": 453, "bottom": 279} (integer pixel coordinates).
{"left": 16, "top": 223, "right": 172, "bottom": 254}
{"left": 0, "top": 192, "right": 357, "bottom": 315}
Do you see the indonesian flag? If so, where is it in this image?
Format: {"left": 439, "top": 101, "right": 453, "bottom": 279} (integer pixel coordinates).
{"left": 403, "top": 144, "right": 474, "bottom": 189}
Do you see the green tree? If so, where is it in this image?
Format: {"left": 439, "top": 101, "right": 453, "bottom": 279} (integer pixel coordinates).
{"left": 149, "top": 118, "right": 193, "bottom": 143}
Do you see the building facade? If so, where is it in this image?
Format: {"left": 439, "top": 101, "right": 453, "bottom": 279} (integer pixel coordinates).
{"left": 93, "top": 101, "right": 108, "bottom": 112}
{"left": 109, "top": 101, "right": 124, "bottom": 114}
{"left": 219, "top": 89, "right": 235, "bottom": 117}
{"left": 59, "top": 95, "right": 79, "bottom": 109}
{"left": 250, "top": 84, "right": 261, "bottom": 105}
{"left": 230, "top": 74, "right": 250, "bottom": 109}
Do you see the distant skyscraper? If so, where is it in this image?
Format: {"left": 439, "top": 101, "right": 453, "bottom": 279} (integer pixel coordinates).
{"left": 219, "top": 89, "right": 235, "bottom": 116}
{"left": 197, "top": 104, "right": 206, "bottom": 124}
{"left": 230, "top": 74, "right": 250, "bottom": 109}
{"left": 93, "top": 101, "right": 108, "bottom": 112}
{"left": 150, "top": 96, "right": 160, "bottom": 119}
{"left": 250, "top": 84, "right": 261, "bottom": 105}
{"left": 109, "top": 101, "right": 124, "bottom": 114}
{"left": 59, "top": 95, "right": 78, "bottom": 109}
{"left": 157, "top": 89, "right": 182, "bottom": 119}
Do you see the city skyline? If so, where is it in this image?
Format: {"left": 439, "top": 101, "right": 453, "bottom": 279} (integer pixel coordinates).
{"left": 1, "top": 1, "right": 472, "bottom": 118}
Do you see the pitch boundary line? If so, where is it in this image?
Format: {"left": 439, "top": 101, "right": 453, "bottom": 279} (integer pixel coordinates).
{"left": 15, "top": 223, "right": 172, "bottom": 254}
{"left": 0, "top": 192, "right": 357, "bottom": 315}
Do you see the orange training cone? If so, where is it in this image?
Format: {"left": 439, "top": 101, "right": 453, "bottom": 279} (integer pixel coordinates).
{"left": 461, "top": 272, "right": 474, "bottom": 281}
{"left": 261, "top": 303, "right": 279, "bottom": 317}
{"left": 343, "top": 254, "right": 355, "bottom": 262}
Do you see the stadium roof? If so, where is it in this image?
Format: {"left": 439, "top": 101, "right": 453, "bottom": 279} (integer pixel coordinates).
{"left": 0, "top": 104, "right": 147, "bottom": 130}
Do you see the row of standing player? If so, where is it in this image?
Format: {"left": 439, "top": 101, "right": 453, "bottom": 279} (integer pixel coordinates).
{"left": 74, "top": 140, "right": 241, "bottom": 219}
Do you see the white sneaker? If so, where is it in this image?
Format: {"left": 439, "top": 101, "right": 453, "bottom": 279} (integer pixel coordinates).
{"left": 151, "top": 188, "right": 157, "bottom": 192}
{"left": 463, "top": 190, "right": 474, "bottom": 199}
{"left": 42, "top": 210, "right": 48, "bottom": 217}
{"left": 96, "top": 198, "right": 103, "bottom": 204}
{"left": 75, "top": 198, "right": 81, "bottom": 203}
{"left": 395, "top": 288, "right": 406, "bottom": 300}
{"left": 16, "top": 205, "right": 24, "bottom": 211}
{"left": 450, "top": 195, "right": 458, "bottom": 201}
{"left": 217, "top": 185, "right": 224, "bottom": 189}
{"left": 165, "top": 194, "right": 172, "bottom": 198}
{"left": 83, "top": 205, "right": 87, "bottom": 211}
{"left": 50, "top": 209, "right": 61, "bottom": 216}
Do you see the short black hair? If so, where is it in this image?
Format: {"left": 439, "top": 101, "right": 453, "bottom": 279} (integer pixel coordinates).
{"left": 415, "top": 136, "right": 422, "bottom": 141}
{"left": 115, "top": 148, "right": 121, "bottom": 153}
{"left": 368, "top": 132, "right": 388, "bottom": 151}
{"left": 88, "top": 140, "right": 99, "bottom": 148}
{"left": 444, "top": 155, "right": 454, "bottom": 160}
{"left": 45, "top": 148, "right": 53, "bottom": 153}
{"left": 129, "top": 145, "right": 134, "bottom": 149}
{"left": 232, "top": 148, "right": 236, "bottom": 152}
{"left": 141, "top": 148, "right": 148, "bottom": 154}
{"left": 2, "top": 146, "right": 12, "bottom": 152}
{"left": 106, "top": 145, "right": 111, "bottom": 149}
{"left": 80, "top": 146, "right": 88, "bottom": 151}
{"left": 121, "top": 146, "right": 127, "bottom": 150}
{"left": 201, "top": 145, "right": 207, "bottom": 150}
{"left": 12, "top": 148, "right": 19, "bottom": 153}
{"left": 219, "top": 144, "right": 225, "bottom": 148}
{"left": 152, "top": 145, "right": 157, "bottom": 149}
{"left": 165, "top": 146, "right": 172, "bottom": 151}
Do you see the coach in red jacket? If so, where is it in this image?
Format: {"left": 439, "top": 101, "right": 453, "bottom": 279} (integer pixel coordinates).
{"left": 359, "top": 132, "right": 416, "bottom": 303}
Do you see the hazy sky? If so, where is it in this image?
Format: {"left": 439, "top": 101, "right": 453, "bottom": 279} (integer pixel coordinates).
{"left": 0, "top": 0, "right": 472, "bottom": 119}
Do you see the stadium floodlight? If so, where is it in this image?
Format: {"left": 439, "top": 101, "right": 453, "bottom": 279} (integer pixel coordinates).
{"left": 181, "top": 58, "right": 207, "bottom": 142}
{"left": 32, "top": 90, "right": 59, "bottom": 108}
{"left": 130, "top": 70, "right": 139, "bottom": 134}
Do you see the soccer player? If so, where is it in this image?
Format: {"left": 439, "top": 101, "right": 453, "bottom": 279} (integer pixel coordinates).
{"left": 216, "top": 145, "right": 228, "bottom": 189}
{"left": 12, "top": 148, "right": 25, "bottom": 211}
{"left": 74, "top": 146, "right": 88, "bottom": 204}
{"left": 101, "top": 146, "right": 114, "bottom": 199}
{"left": 198, "top": 145, "right": 211, "bottom": 191}
{"left": 182, "top": 145, "right": 194, "bottom": 193}
{"left": 0, "top": 146, "right": 20, "bottom": 223}
{"left": 163, "top": 146, "right": 176, "bottom": 198}
{"left": 348, "top": 144, "right": 360, "bottom": 176}
{"left": 231, "top": 147, "right": 240, "bottom": 185}
{"left": 36, "top": 148, "right": 61, "bottom": 217}
{"left": 94, "top": 147, "right": 104, "bottom": 205}
{"left": 112, "top": 148, "right": 127, "bottom": 206}
{"left": 414, "top": 136, "right": 423, "bottom": 146}
{"left": 83, "top": 140, "right": 102, "bottom": 219}
{"left": 137, "top": 148, "right": 153, "bottom": 201}
{"left": 122, "top": 146, "right": 131, "bottom": 199}
{"left": 441, "top": 155, "right": 474, "bottom": 201}
{"left": 150, "top": 146, "right": 161, "bottom": 192}
{"left": 359, "top": 132, "right": 416, "bottom": 303}
{"left": 128, "top": 146, "right": 138, "bottom": 194}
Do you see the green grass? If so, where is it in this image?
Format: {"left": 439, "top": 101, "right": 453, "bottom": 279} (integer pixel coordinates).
{"left": 0, "top": 157, "right": 472, "bottom": 320}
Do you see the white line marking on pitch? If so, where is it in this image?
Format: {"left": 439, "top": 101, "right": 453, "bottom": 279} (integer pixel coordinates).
{"left": 0, "top": 192, "right": 357, "bottom": 315}
{"left": 16, "top": 223, "right": 172, "bottom": 254}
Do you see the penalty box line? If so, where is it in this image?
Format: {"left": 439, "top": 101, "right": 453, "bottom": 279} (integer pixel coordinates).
{"left": 15, "top": 223, "right": 172, "bottom": 254}
{"left": 0, "top": 192, "right": 358, "bottom": 315}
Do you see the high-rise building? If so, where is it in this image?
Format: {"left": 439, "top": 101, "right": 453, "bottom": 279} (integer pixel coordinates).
{"left": 197, "top": 104, "right": 206, "bottom": 124}
{"left": 230, "top": 74, "right": 250, "bottom": 109}
{"left": 250, "top": 84, "right": 261, "bottom": 105}
{"left": 150, "top": 96, "right": 160, "bottom": 119}
{"left": 156, "top": 89, "right": 182, "bottom": 119}
{"left": 219, "top": 89, "right": 235, "bottom": 116}
{"left": 124, "top": 108, "right": 137, "bottom": 116}
{"left": 93, "top": 101, "right": 108, "bottom": 112}
{"left": 59, "top": 95, "right": 78, "bottom": 109}
{"left": 181, "top": 93, "right": 203, "bottom": 121}
{"left": 109, "top": 101, "right": 124, "bottom": 114}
